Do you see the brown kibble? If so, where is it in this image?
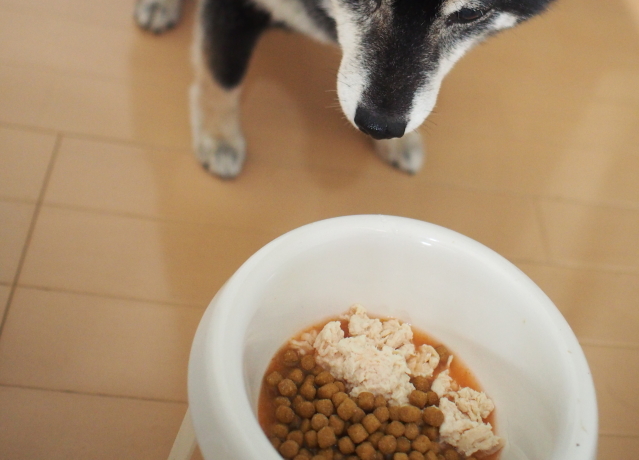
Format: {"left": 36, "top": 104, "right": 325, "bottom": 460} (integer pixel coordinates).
{"left": 404, "top": 423, "right": 419, "bottom": 440}
{"left": 318, "top": 450, "right": 335, "bottom": 460}
{"left": 294, "top": 455, "right": 309, "bottom": 460}
{"left": 361, "top": 413, "right": 381, "bottom": 433}
{"left": 409, "top": 452, "right": 425, "bottom": 460}
{"left": 357, "top": 392, "right": 375, "bottom": 412}
{"left": 373, "top": 406, "right": 390, "bottom": 423}
{"left": 275, "top": 396, "right": 292, "bottom": 407}
{"left": 271, "top": 437, "right": 282, "bottom": 450}
{"left": 280, "top": 440, "right": 300, "bottom": 459}
{"left": 422, "top": 426, "right": 438, "bottom": 442}
{"left": 386, "top": 420, "right": 405, "bottom": 437}
{"left": 396, "top": 436, "right": 411, "bottom": 453}
{"left": 337, "top": 398, "right": 358, "bottom": 421}
{"left": 434, "top": 346, "right": 449, "bottom": 365}
{"left": 318, "top": 426, "right": 337, "bottom": 449}
{"left": 296, "top": 400, "right": 316, "bottom": 418}
{"left": 422, "top": 407, "right": 444, "bottom": 427}
{"left": 279, "top": 379, "right": 298, "bottom": 397}
{"left": 276, "top": 405, "right": 296, "bottom": 424}
{"left": 393, "top": 454, "right": 409, "bottom": 460}
{"left": 388, "top": 405, "right": 400, "bottom": 421}
{"left": 338, "top": 436, "right": 356, "bottom": 455}
{"left": 408, "top": 390, "right": 428, "bottom": 409}
{"left": 374, "top": 395, "right": 387, "bottom": 407}
{"left": 300, "top": 383, "right": 317, "bottom": 400}
{"left": 289, "top": 368, "right": 305, "bottom": 385}
{"left": 425, "top": 451, "right": 437, "bottom": 460}
{"left": 304, "top": 430, "right": 318, "bottom": 448}
{"left": 426, "top": 391, "right": 439, "bottom": 407}
{"left": 329, "top": 414, "right": 346, "bottom": 436}
{"left": 411, "top": 376, "right": 431, "bottom": 393}
{"left": 332, "top": 392, "right": 349, "bottom": 407}
{"left": 301, "top": 354, "right": 316, "bottom": 371}
{"left": 429, "top": 443, "right": 441, "bottom": 454}
{"left": 287, "top": 430, "right": 304, "bottom": 445}
{"left": 283, "top": 349, "right": 300, "bottom": 366}
{"left": 367, "top": 431, "right": 384, "bottom": 448}
{"left": 335, "top": 381, "right": 346, "bottom": 393}
{"left": 318, "top": 383, "right": 340, "bottom": 399}
{"left": 300, "top": 418, "right": 311, "bottom": 433}
{"left": 316, "top": 399, "right": 335, "bottom": 417}
{"left": 312, "top": 365, "right": 325, "bottom": 376}
{"left": 378, "top": 435, "right": 397, "bottom": 455}
{"left": 347, "top": 423, "right": 369, "bottom": 444}
{"left": 315, "top": 371, "right": 335, "bottom": 386}
{"left": 443, "top": 449, "right": 460, "bottom": 460}
{"left": 266, "top": 371, "right": 284, "bottom": 386}
{"left": 399, "top": 405, "right": 422, "bottom": 423}
{"left": 411, "top": 435, "right": 431, "bottom": 453}
{"left": 356, "top": 442, "right": 376, "bottom": 460}
{"left": 293, "top": 395, "right": 304, "bottom": 407}
{"left": 311, "top": 413, "right": 329, "bottom": 431}
{"left": 272, "top": 423, "right": 290, "bottom": 440}
{"left": 351, "top": 407, "right": 366, "bottom": 423}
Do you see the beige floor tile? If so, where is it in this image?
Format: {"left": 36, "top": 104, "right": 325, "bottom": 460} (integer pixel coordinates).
{"left": 0, "top": 126, "right": 56, "bottom": 201}
{"left": 422, "top": 139, "right": 639, "bottom": 209}
{"left": 516, "top": 263, "right": 639, "bottom": 346}
{"left": 539, "top": 200, "right": 639, "bottom": 272}
{"left": 0, "top": 287, "right": 201, "bottom": 401}
{"left": 44, "top": 137, "right": 546, "bottom": 262}
{"left": 598, "top": 435, "right": 639, "bottom": 459}
{"left": 582, "top": 345, "right": 639, "bottom": 436}
{"left": 0, "top": 385, "right": 187, "bottom": 460}
{"left": 0, "top": 4, "right": 193, "bottom": 82}
{"left": 0, "top": 200, "right": 34, "bottom": 284}
{"left": 0, "top": 63, "right": 57, "bottom": 127}
{"left": 19, "top": 206, "right": 275, "bottom": 305}
{"left": 0, "top": 284, "right": 10, "bottom": 324}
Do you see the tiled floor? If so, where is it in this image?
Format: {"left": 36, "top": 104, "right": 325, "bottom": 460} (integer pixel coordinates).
{"left": 0, "top": 0, "right": 637, "bottom": 458}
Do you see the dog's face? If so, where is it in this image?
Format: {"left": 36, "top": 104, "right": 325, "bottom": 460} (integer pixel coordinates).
{"left": 326, "top": 0, "right": 554, "bottom": 139}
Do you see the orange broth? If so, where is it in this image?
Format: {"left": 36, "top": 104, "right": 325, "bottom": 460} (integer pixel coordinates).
{"left": 259, "top": 316, "right": 501, "bottom": 460}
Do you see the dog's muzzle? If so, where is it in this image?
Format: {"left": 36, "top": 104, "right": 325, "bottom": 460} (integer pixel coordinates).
{"left": 354, "top": 106, "right": 407, "bottom": 140}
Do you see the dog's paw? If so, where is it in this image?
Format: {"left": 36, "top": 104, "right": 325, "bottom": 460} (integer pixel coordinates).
{"left": 134, "top": 0, "right": 181, "bottom": 33}
{"left": 196, "top": 134, "right": 246, "bottom": 179}
{"left": 373, "top": 130, "right": 425, "bottom": 174}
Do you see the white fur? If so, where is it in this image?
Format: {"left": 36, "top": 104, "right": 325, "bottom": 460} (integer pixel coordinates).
{"left": 405, "top": 37, "right": 478, "bottom": 133}
{"left": 441, "top": 0, "right": 484, "bottom": 16}
{"left": 331, "top": 3, "right": 369, "bottom": 123}
{"left": 491, "top": 12, "right": 518, "bottom": 30}
{"left": 134, "top": 0, "right": 181, "bottom": 32}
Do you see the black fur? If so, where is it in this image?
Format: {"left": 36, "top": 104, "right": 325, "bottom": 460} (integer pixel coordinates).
{"left": 201, "top": 0, "right": 271, "bottom": 89}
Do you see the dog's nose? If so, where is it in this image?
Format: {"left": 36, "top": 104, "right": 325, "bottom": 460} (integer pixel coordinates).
{"left": 354, "top": 106, "right": 407, "bottom": 140}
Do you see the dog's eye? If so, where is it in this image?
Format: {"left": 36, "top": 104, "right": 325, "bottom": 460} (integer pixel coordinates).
{"left": 448, "top": 8, "right": 486, "bottom": 24}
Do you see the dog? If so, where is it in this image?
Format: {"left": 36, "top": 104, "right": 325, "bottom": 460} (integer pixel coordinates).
{"left": 135, "top": 0, "right": 554, "bottom": 178}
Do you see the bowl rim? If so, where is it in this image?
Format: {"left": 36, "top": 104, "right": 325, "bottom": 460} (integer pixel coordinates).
{"left": 188, "top": 215, "right": 598, "bottom": 460}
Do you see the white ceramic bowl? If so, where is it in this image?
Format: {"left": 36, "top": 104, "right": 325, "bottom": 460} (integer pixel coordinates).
{"left": 188, "top": 215, "right": 598, "bottom": 460}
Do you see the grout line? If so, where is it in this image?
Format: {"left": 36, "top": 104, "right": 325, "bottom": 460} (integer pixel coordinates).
{"left": 0, "top": 133, "right": 63, "bottom": 338}
{"left": 578, "top": 339, "right": 639, "bottom": 351}
{"left": 0, "top": 382, "right": 187, "bottom": 405}
{"left": 599, "top": 432, "right": 639, "bottom": 439}
{"left": 38, "top": 201, "right": 280, "bottom": 244}
{"left": 14, "top": 284, "right": 209, "bottom": 310}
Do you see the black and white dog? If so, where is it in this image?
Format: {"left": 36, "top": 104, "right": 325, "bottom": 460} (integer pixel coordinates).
{"left": 135, "top": 0, "right": 554, "bottom": 178}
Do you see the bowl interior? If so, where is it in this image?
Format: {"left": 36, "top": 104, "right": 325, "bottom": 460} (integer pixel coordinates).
{"left": 189, "top": 216, "right": 597, "bottom": 460}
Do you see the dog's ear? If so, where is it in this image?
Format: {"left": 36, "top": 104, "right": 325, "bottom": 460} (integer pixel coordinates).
{"left": 373, "top": 0, "right": 382, "bottom": 13}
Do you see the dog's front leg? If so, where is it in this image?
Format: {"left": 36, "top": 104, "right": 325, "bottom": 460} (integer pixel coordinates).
{"left": 191, "top": 0, "right": 270, "bottom": 178}
{"left": 373, "top": 131, "right": 425, "bottom": 175}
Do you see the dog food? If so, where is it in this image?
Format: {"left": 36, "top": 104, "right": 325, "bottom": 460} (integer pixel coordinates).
{"left": 259, "top": 305, "right": 503, "bottom": 460}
